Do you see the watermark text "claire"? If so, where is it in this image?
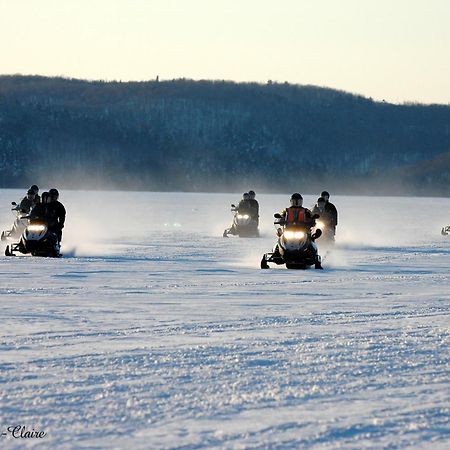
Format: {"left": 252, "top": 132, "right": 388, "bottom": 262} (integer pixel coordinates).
{"left": 2, "top": 426, "right": 46, "bottom": 439}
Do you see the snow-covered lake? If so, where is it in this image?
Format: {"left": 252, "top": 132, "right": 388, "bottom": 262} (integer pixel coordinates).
{"left": 1, "top": 190, "right": 449, "bottom": 449}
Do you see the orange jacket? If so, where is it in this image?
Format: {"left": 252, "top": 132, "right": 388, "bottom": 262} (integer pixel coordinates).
{"left": 283, "top": 207, "right": 314, "bottom": 226}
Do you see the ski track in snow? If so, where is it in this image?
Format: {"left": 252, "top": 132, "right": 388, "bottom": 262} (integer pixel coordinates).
{"left": 0, "top": 190, "right": 449, "bottom": 449}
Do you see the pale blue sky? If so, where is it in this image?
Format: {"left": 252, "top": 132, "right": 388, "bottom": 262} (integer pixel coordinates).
{"left": 1, "top": 0, "right": 449, "bottom": 104}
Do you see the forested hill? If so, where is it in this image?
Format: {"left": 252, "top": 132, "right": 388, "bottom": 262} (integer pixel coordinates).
{"left": 1, "top": 75, "right": 450, "bottom": 195}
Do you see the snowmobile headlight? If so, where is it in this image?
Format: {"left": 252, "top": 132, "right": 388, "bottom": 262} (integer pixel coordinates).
{"left": 237, "top": 214, "right": 250, "bottom": 219}
{"left": 315, "top": 220, "right": 325, "bottom": 230}
{"left": 284, "top": 230, "right": 305, "bottom": 240}
{"left": 28, "top": 225, "right": 46, "bottom": 232}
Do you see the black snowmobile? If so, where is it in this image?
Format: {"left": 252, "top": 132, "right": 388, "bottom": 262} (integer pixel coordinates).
{"left": 261, "top": 213, "right": 322, "bottom": 269}
{"left": 223, "top": 204, "right": 259, "bottom": 238}
{"left": 441, "top": 226, "right": 450, "bottom": 236}
{"left": 5, "top": 218, "right": 61, "bottom": 257}
{"left": 1, "top": 202, "right": 29, "bottom": 241}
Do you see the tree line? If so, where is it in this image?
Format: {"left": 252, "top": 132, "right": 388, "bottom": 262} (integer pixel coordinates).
{"left": 0, "top": 75, "right": 449, "bottom": 195}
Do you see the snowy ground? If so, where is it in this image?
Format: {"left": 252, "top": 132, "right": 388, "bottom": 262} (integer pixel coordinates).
{"left": 0, "top": 190, "right": 449, "bottom": 449}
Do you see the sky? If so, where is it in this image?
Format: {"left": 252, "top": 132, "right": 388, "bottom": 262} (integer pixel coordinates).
{"left": 1, "top": 0, "right": 449, "bottom": 104}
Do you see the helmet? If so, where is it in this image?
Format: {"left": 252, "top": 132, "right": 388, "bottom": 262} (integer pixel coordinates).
{"left": 49, "top": 188, "right": 59, "bottom": 201}
{"left": 290, "top": 193, "right": 303, "bottom": 207}
{"left": 41, "top": 192, "right": 50, "bottom": 203}
{"left": 243, "top": 192, "right": 250, "bottom": 200}
{"left": 248, "top": 190, "right": 256, "bottom": 199}
{"left": 321, "top": 191, "right": 330, "bottom": 199}
{"left": 30, "top": 185, "right": 39, "bottom": 193}
{"left": 317, "top": 197, "right": 326, "bottom": 204}
{"left": 27, "top": 189, "right": 35, "bottom": 196}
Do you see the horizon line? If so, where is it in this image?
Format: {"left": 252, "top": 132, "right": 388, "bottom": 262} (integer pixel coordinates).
{"left": 2, "top": 72, "right": 448, "bottom": 107}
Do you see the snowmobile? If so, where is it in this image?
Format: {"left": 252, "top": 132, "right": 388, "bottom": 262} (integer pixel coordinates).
{"left": 441, "top": 226, "right": 450, "bottom": 236}
{"left": 5, "top": 218, "right": 61, "bottom": 257}
{"left": 261, "top": 213, "right": 323, "bottom": 269}
{"left": 314, "top": 219, "right": 335, "bottom": 245}
{"left": 1, "top": 202, "right": 29, "bottom": 241}
{"left": 223, "top": 204, "right": 259, "bottom": 238}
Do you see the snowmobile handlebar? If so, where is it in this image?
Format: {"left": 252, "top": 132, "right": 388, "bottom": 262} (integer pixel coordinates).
{"left": 273, "top": 213, "right": 285, "bottom": 225}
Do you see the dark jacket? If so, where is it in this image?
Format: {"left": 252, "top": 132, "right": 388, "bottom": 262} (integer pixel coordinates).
{"left": 247, "top": 199, "right": 259, "bottom": 218}
{"left": 47, "top": 201, "right": 66, "bottom": 230}
{"left": 19, "top": 197, "right": 36, "bottom": 214}
{"left": 324, "top": 202, "right": 338, "bottom": 227}
{"left": 311, "top": 205, "right": 334, "bottom": 226}
{"left": 237, "top": 199, "right": 251, "bottom": 214}
{"left": 29, "top": 203, "right": 52, "bottom": 223}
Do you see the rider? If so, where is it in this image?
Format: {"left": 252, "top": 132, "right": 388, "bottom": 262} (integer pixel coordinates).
{"left": 29, "top": 192, "right": 51, "bottom": 221}
{"left": 247, "top": 190, "right": 259, "bottom": 224}
{"left": 311, "top": 197, "right": 335, "bottom": 239}
{"left": 320, "top": 191, "right": 338, "bottom": 233}
{"left": 311, "top": 196, "right": 332, "bottom": 224}
{"left": 237, "top": 192, "right": 251, "bottom": 214}
{"left": 30, "top": 185, "right": 41, "bottom": 204}
{"left": 280, "top": 193, "right": 315, "bottom": 229}
{"left": 224, "top": 193, "right": 254, "bottom": 236}
{"left": 47, "top": 188, "right": 66, "bottom": 244}
{"left": 28, "top": 192, "right": 61, "bottom": 255}
{"left": 19, "top": 189, "right": 38, "bottom": 214}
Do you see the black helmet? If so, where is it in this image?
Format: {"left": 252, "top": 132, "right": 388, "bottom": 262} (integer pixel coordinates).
{"left": 321, "top": 191, "right": 330, "bottom": 199}
{"left": 248, "top": 190, "right": 256, "bottom": 199}
{"left": 30, "top": 185, "right": 39, "bottom": 193}
{"left": 41, "top": 191, "right": 50, "bottom": 203}
{"left": 317, "top": 197, "right": 326, "bottom": 204}
{"left": 243, "top": 192, "right": 250, "bottom": 200}
{"left": 49, "top": 188, "right": 59, "bottom": 201}
{"left": 290, "top": 193, "right": 303, "bottom": 207}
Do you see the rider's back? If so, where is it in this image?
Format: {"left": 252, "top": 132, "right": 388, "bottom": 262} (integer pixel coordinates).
{"left": 283, "top": 206, "right": 314, "bottom": 228}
